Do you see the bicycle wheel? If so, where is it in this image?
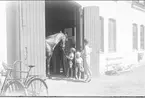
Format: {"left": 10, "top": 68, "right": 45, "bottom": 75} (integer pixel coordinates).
{"left": 26, "top": 78, "right": 48, "bottom": 96}
{"left": 2, "top": 80, "right": 26, "bottom": 96}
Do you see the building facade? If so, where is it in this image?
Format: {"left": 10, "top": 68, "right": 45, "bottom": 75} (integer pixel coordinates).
{"left": 1, "top": 1, "right": 145, "bottom": 78}
{"left": 77, "top": 0, "right": 145, "bottom": 75}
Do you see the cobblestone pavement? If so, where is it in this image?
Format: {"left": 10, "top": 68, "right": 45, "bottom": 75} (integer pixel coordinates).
{"left": 45, "top": 65, "right": 145, "bottom": 96}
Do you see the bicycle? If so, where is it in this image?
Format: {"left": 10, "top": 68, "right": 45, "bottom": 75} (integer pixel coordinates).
{"left": 0, "top": 61, "right": 26, "bottom": 96}
{"left": 0, "top": 60, "right": 49, "bottom": 96}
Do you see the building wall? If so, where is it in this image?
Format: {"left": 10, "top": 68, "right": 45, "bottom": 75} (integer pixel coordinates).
{"left": 77, "top": 1, "right": 145, "bottom": 74}
{"left": 20, "top": 1, "right": 46, "bottom": 77}
{"left": 1, "top": 1, "right": 46, "bottom": 77}
{"left": 6, "top": 1, "right": 20, "bottom": 65}
{"left": 0, "top": 1, "right": 7, "bottom": 70}
{"left": 4, "top": 1, "right": 145, "bottom": 76}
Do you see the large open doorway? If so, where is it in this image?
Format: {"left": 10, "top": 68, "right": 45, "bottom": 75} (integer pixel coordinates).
{"left": 45, "top": 1, "right": 82, "bottom": 77}
{"left": 8, "top": 1, "right": 100, "bottom": 79}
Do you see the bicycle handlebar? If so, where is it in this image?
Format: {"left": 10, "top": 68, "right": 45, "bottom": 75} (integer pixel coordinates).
{"left": 13, "top": 60, "right": 22, "bottom": 66}
{"left": 2, "top": 60, "right": 35, "bottom": 70}
{"left": 1, "top": 60, "right": 36, "bottom": 79}
{"left": 13, "top": 60, "right": 35, "bottom": 67}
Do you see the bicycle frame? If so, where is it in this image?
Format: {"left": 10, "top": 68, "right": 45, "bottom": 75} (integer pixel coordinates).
{"left": 0, "top": 61, "right": 22, "bottom": 95}
{"left": 0, "top": 68, "right": 12, "bottom": 94}
{"left": 0, "top": 60, "right": 48, "bottom": 96}
{"left": 10, "top": 60, "right": 38, "bottom": 85}
{"left": 0, "top": 60, "right": 37, "bottom": 92}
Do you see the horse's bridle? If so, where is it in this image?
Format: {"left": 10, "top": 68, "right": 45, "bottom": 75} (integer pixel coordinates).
{"left": 62, "top": 47, "right": 68, "bottom": 59}
{"left": 60, "top": 33, "right": 68, "bottom": 55}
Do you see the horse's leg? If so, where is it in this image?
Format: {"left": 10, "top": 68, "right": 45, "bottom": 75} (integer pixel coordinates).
{"left": 46, "top": 49, "right": 52, "bottom": 78}
{"left": 47, "top": 55, "right": 53, "bottom": 78}
{"left": 46, "top": 56, "right": 48, "bottom": 76}
{"left": 46, "top": 55, "right": 50, "bottom": 77}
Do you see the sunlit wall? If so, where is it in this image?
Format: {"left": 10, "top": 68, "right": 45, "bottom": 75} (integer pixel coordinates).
{"left": 0, "top": 1, "right": 7, "bottom": 66}
{"left": 76, "top": 1, "right": 145, "bottom": 74}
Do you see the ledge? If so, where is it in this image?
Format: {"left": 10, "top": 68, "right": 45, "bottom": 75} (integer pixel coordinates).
{"left": 132, "top": 1, "right": 145, "bottom": 12}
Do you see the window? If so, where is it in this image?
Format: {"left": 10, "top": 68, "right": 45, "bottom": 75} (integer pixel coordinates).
{"left": 140, "top": 25, "right": 144, "bottom": 50}
{"left": 133, "top": 23, "right": 138, "bottom": 50}
{"left": 100, "top": 16, "right": 104, "bottom": 52}
{"left": 108, "top": 18, "right": 116, "bottom": 52}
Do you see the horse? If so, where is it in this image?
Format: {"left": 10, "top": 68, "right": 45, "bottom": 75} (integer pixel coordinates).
{"left": 45, "top": 31, "right": 68, "bottom": 78}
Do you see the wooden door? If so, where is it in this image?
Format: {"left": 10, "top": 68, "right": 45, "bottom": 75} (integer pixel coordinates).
{"left": 6, "top": 2, "right": 20, "bottom": 78}
{"left": 83, "top": 6, "right": 101, "bottom": 77}
{"left": 19, "top": 1, "right": 45, "bottom": 78}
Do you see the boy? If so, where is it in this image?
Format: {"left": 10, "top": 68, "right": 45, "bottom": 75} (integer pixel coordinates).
{"left": 66, "top": 48, "right": 76, "bottom": 78}
{"left": 75, "top": 51, "right": 84, "bottom": 80}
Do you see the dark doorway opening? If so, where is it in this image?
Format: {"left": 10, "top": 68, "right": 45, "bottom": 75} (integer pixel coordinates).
{"left": 45, "top": 1, "right": 81, "bottom": 77}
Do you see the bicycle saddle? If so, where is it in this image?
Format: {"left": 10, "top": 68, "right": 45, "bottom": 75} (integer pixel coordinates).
{"left": 28, "top": 65, "right": 35, "bottom": 68}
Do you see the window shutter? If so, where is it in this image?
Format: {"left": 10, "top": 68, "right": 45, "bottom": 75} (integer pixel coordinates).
{"left": 133, "top": 24, "right": 138, "bottom": 50}
{"left": 100, "top": 16, "right": 104, "bottom": 52}
{"left": 108, "top": 18, "right": 116, "bottom": 52}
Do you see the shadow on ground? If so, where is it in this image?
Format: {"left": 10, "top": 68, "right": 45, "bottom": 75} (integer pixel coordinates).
{"left": 50, "top": 76, "right": 85, "bottom": 83}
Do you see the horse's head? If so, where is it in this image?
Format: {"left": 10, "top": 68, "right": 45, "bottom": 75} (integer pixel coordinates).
{"left": 60, "top": 31, "right": 68, "bottom": 49}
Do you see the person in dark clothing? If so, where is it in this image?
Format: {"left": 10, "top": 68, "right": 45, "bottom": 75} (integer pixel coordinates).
{"left": 57, "top": 41, "right": 65, "bottom": 75}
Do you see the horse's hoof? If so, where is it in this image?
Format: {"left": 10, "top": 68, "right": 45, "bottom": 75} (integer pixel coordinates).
{"left": 84, "top": 80, "right": 88, "bottom": 83}
{"left": 47, "top": 75, "right": 51, "bottom": 79}
{"left": 84, "top": 77, "right": 91, "bottom": 83}
{"left": 87, "top": 78, "right": 91, "bottom": 82}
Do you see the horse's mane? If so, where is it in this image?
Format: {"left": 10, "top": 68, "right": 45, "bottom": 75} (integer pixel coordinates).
{"left": 46, "top": 32, "right": 64, "bottom": 39}
{"left": 46, "top": 33, "right": 58, "bottom": 39}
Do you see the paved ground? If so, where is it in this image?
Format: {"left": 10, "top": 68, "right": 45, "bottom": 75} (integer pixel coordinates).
{"left": 45, "top": 65, "right": 145, "bottom": 96}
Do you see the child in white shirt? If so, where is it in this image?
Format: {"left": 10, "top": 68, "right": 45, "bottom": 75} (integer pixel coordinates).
{"left": 75, "top": 51, "right": 84, "bottom": 80}
{"left": 82, "top": 39, "right": 92, "bottom": 82}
